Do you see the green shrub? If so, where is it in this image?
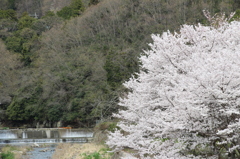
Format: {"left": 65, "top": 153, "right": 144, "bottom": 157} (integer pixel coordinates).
{"left": 43, "top": 11, "right": 55, "bottom": 18}
{"left": 57, "top": 6, "right": 75, "bottom": 20}
{"left": 7, "top": 0, "right": 16, "bottom": 10}
{"left": 5, "top": 36, "right": 22, "bottom": 52}
{"left": 0, "top": 9, "right": 17, "bottom": 20}
{"left": 107, "top": 122, "right": 119, "bottom": 132}
{"left": 1, "top": 151, "right": 14, "bottom": 159}
{"left": 57, "top": 0, "right": 84, "bottom": 19}
{"left": 82, "top": 148, "right": 113, "bottom": 159}
{"left": 82, "top": 152, "right": 102, "bottom": 159}
{"left": 17, "top": 14, "right": 36, "bottom": 29}
{"left": 231, "top": 9, "right": 240, "bottom": 21}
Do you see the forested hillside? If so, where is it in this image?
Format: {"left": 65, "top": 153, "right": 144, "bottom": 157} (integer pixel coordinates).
{"left": 0, "top": 0, "right": 240, "bottom": 128}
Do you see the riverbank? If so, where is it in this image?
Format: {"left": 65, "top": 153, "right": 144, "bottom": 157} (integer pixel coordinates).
{"left": 50, "top": 122, "right": 115, "bottom": 159}
{"left": 25, "top": 144, "right": 56, "bottom": 159}
{"left": 0, "top": 143, "right": 57, "bottom": 159}
{"left": 51, "top": 121, "right": 137, "bottom": 159}
{"left": 52, "top": 143, "right": 112, "bottom": 159}
{"left": 0, "top": 121, "right": 120, "bottom": 159}
{"left": 0, "top": 144, "right": 32, "bottom": 159}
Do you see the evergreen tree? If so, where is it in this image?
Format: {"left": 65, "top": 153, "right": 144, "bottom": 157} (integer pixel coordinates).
{"left": 57, "top": 0, "right": 84, "bottom": 20}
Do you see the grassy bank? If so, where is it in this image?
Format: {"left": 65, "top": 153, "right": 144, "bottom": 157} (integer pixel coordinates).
{"left": 0, "top": 145, "right": 32, "bottom": 159}
{"left": 0, "top": 143, "right": 113, "bottom": 159}
{"left": 52, "top": 122, "right": 117, "bottom": 159}
{"left": 52, "top": 143, "right": 113, "bottom": 159}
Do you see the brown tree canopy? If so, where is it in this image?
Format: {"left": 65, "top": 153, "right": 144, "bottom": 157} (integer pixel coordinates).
{"left": 0, "top": 40, "right": 22, "bottom": 107}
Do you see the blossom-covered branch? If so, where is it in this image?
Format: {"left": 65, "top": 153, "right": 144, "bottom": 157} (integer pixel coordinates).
{"left": 107, "top": 13, "right": 240, "bottom": 158}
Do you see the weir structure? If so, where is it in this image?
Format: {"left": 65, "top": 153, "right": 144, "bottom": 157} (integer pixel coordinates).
{"left": 0, "top": 128, "right": 93, "bottom": 144}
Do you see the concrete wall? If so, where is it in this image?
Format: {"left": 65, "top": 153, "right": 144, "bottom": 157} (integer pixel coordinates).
{"left": 0, "top": 128, "right": 93, "bottom": 139}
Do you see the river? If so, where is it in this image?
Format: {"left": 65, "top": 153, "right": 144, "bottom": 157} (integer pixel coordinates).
{"left": 24, "top": 144, "right": 56, "bottom": 159}
{"left": 0, "top": 128, "right": 93, "bottom": 159}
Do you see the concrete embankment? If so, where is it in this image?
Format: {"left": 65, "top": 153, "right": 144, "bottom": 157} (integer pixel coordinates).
{"left": 0, "top": 128, "right": 93, "bottom": 144}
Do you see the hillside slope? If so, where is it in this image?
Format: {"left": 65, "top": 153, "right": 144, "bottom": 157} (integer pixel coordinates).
{"left": 0, "top": 0, "right": 240, "bottom": 127}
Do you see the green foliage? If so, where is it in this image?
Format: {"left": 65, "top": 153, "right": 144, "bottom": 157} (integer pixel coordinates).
{"left": 5, "top": 28, "right": 38, "bottom": 65}
{"left": 46, "top": 104, "right": 64, "bottom": 122}
{"left": 19, "top": 28, "right": 37, "bottom": 41}
{"left": 214, "top": 141, "right": 240, "bottom": 159}
{"left": 70, "top": 0, "right": 85, "bottom": 11}
{"left": 104, "top": 50, "right": 139, "bottom": 88}
{"left": 161, "top": 138, "right": 170, "bottom": 142}
{"left": 1, "top": 0, "right": 240, "bottom": 127}
{"left": 32, "top": 15, "right": 63, "bottom": 35}
{"left": 82, "top": 152, "right": 102, "bottom": 159}
{"left": 107, "top": 122, "right": 120, "bottom": 132}
{"left": 7, "top": 0, "right": 16, "bottom": 10}
{"left": 81, "top": 148, "right": 113, "bottom": 159}
{"left": 42, "top": 11, "right": 55, "bottom": 18}
{"left": 57, "top": 6, "right": 76, "bottom": 20}
{"left": 231, "top": 9, "right": 240, "bottom": 20}
{"left": 57, "top": 0, "right": 84, "bottom": 19}
{"left": 0, "top": 19, "right": 17, "bottom": 32}
{"left": 1, "top": 151, "right": 14, "bottom": 159}
{"left": 5, "top": 36, "right": 22, "bottom": 52}
{"left": 0, "top": 9, "right": 17, "bottom": 20}
{"left": 17, "top": 13, "right": 36, "bottom": 29}
{"left": 6, "top": 84, "right": 43, "bottom": 121}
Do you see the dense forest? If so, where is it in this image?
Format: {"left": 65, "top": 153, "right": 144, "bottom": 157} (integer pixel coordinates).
{"left": 0, "top": 0, "right": 240, "bottom": 128}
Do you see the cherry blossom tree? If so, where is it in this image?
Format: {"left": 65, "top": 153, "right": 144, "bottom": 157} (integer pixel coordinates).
{"left": 107, "top": 14, "right": 240, "bottom": 158}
